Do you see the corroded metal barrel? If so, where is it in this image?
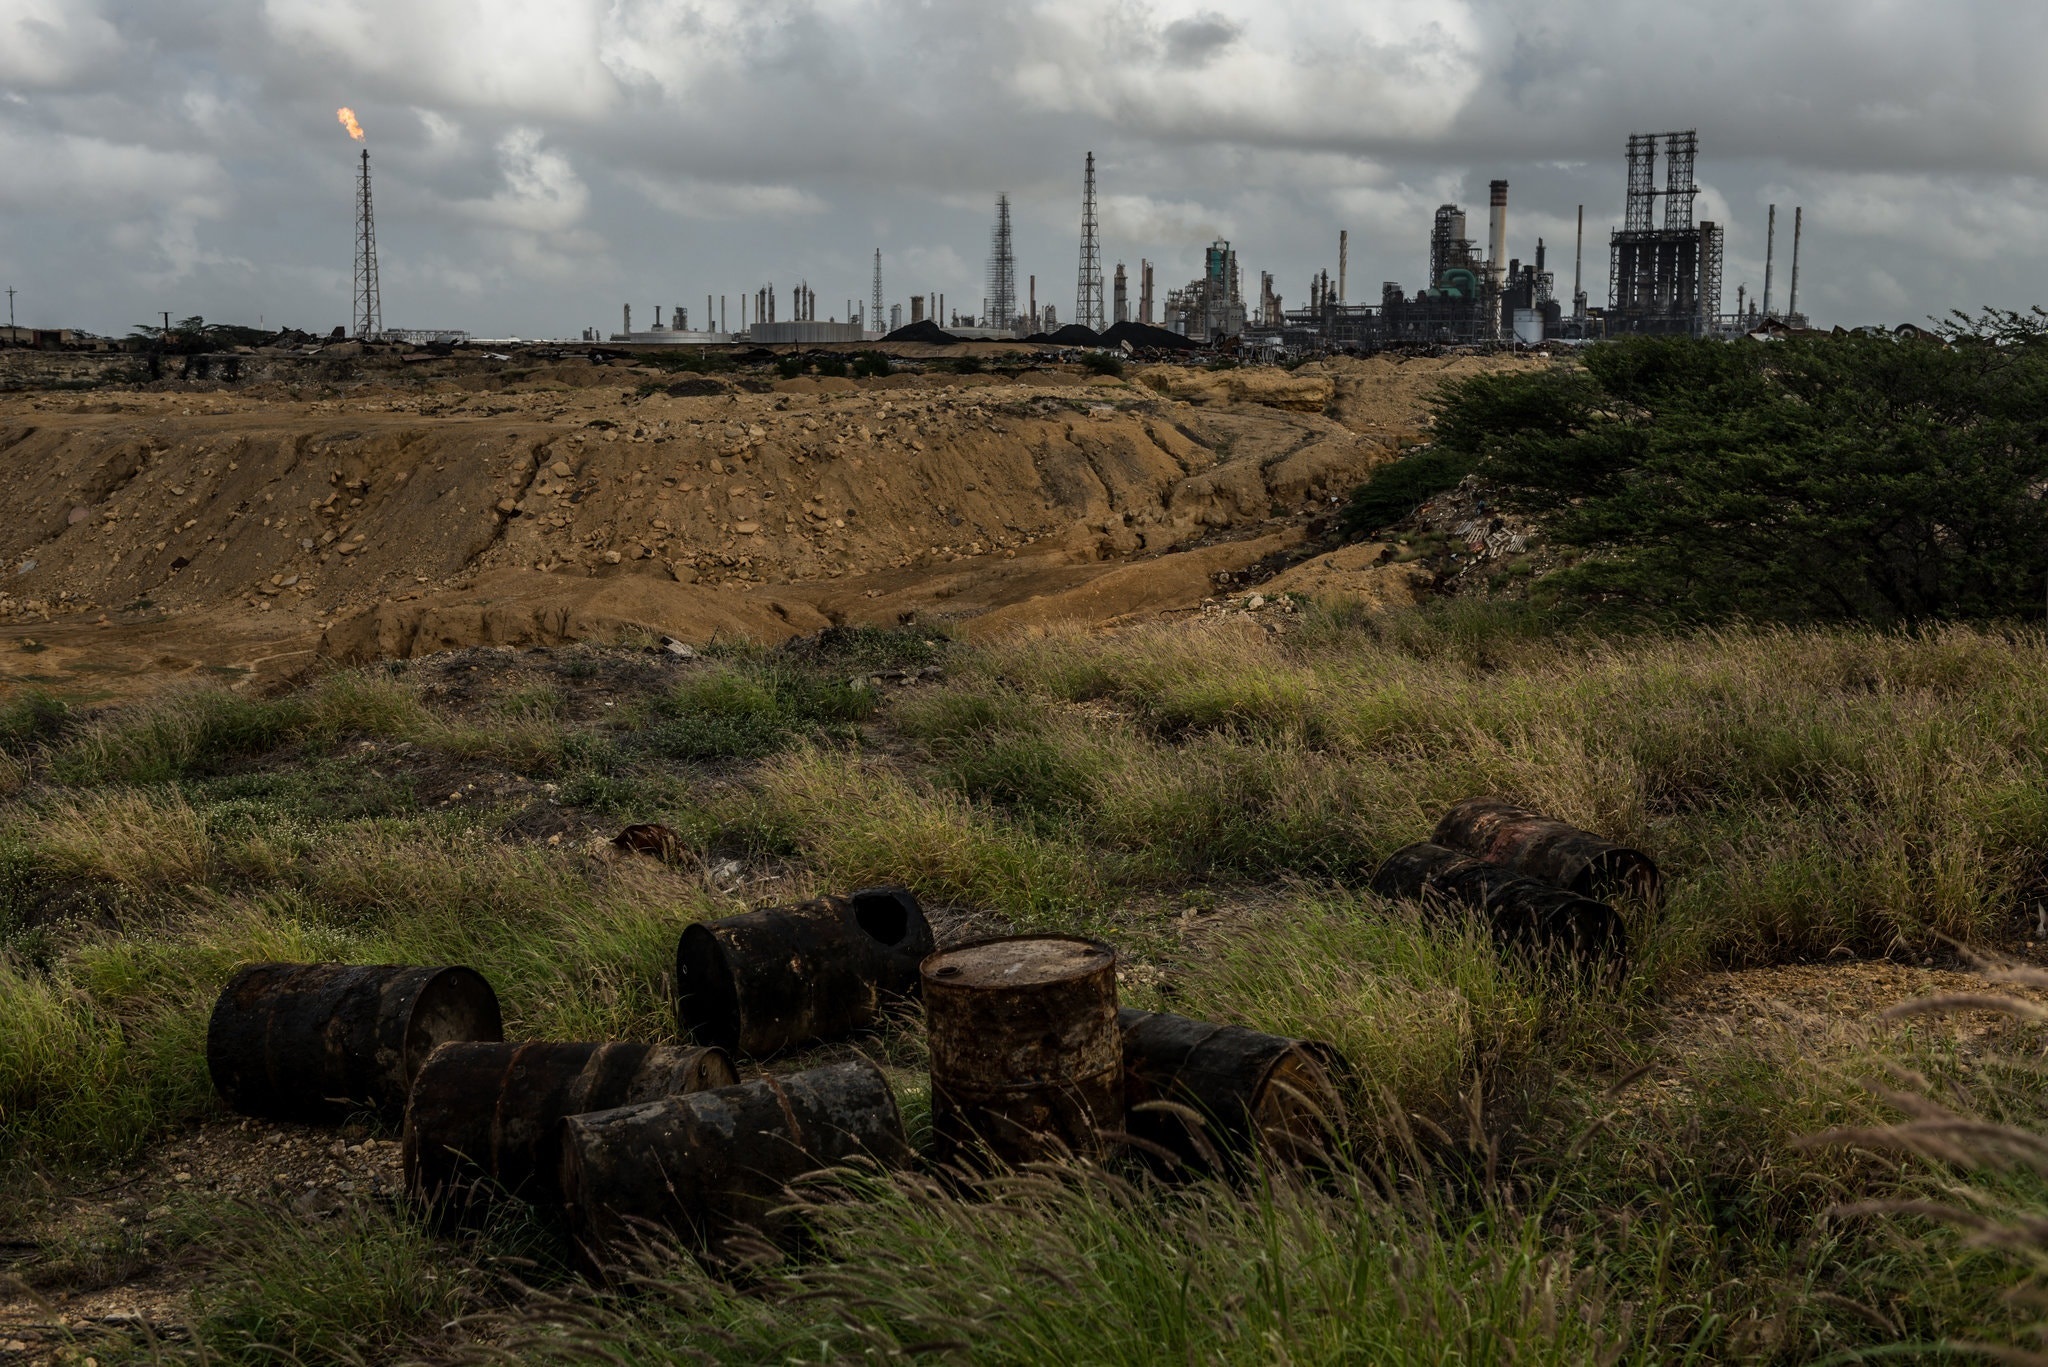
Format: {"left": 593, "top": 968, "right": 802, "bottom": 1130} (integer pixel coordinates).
{"left": 206, "top": 963, "right": 503, "bottom": 1123}
{"left": 558, "top": 1058, "right": 910, "bottom": 1275}
{"left": 1432, "top": 798, "right": 1661, "bottom": 904}
{"left": 676, "top": 887, "right": 933, "bottom": 1057}
{"left": 922, "top": 935, "right": 1121, "bottom": 1167}
{"left": 612, "top": 823, "right": 686, "bottom": 861}
{"left": 1371, "top": 842, "right": 1628, "bottom": 963}
{"left": 1118, "top": 1008, "right": 1349, "bottom": 1174}
{"left": 402, "top": 1041, "right": 737, "bottom": 1214}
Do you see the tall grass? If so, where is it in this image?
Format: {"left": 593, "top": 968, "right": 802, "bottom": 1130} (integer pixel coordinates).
{"left": 8, "top": 609, "right": 2048, "bottom": 1360}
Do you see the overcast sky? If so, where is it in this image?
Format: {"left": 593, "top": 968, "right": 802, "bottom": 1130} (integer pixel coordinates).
{"left": 3, "top": 0, "right": 2044, "bottom": 338}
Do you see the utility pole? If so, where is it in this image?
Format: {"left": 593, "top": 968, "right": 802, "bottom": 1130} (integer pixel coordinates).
{"left": 5, "top": 287, "right": 14, "bottom": 330}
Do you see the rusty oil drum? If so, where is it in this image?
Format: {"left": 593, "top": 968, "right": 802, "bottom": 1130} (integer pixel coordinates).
{"left": 557, "top": 1058, "right": 911, "bottom": 1275}
{"left": 1118, "top": 1007, "right": 1349, "bottom": 1174}
{"left": 1432, "top": 797, "right": 1661, "bottom": 904}
{"left": 675, "top": 887, "right": 933, "bottom": 1057}
{"left": 402, "top": 1041, "right": 737, "bottom": 1214}
{"left": 206, "top": 962, "right": 503, "bottom": 1123}
{"left": 922, "top": 935, "right": 1121, "bottom": 1167}
{"left": 1371, "top": 841, "right": 1628, "bottom": 963}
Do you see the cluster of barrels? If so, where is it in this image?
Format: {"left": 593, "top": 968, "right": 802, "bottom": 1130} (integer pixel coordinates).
{"left": 204, "top": 888, "right": 1349, "bottom": 1278}
{"left": 1368, "top": 798, "right": 1661, "bottom": 964}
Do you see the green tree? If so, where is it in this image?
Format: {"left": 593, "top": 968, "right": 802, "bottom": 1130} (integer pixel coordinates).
{"left": 1340, "top": 322, "right": 2048, "bottom": 624}
{"left": 1459, "top": 329, "right": 2048, "bottom": 623}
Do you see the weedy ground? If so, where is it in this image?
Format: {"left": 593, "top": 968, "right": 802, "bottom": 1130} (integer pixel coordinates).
{"left": 5, "top": 604, "right": 2048, "bottom": 1363}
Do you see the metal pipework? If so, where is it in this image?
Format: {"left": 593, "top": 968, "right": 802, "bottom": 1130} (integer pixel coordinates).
{"left": 403, "top": 1041, "right": 737, "bottom": 1218}
{"left": 558, "top": 1059, "right": 910, "bottom": 1279}
{"left": 1431, "top": 798, "right": 1661, "bottom": 904}
{"left": 207, "top": 963, "right": 503, "bottom": 1123}
{"left": 675, "top": 887, "right": 933, "bottom": 1057}
{"left": 1118, "top": 1008, "right": 1348, "bottom": 1175}
{"left": 1370, "top": 842, "right": 1627, "bottom": 964}
{"left": 922, "top": 935, "right": 1121, "bottom": 1167}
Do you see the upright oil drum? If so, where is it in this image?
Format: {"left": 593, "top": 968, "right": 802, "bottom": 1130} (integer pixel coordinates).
{"left": 403, "top": 1041, "right": 737, "bottom": 1214}
{"left": 676, "top": 887, "right": 933, "bottom": 1056}
{"left": 1118, "top": 1007, "right": 1349, "bottom": 1174}
{"left": 921, "top": 935, "right": 1121, "bottom": 1166}
{"left": 1431, "top": 798, "right": 1661, "bottom": 904}
{"left": 206, "top": 962, "right": 503, "bottom": 1123}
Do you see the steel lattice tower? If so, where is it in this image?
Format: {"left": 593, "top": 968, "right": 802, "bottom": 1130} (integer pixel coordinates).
{"left": 986, "top": 194, "right": 1016, "bottom": 330}
{"left": 1662, "top": 131, "right": 1699, "bottom": 228}
{"left": 871, "top": 250, "right": 883, "bottom": 335}
{"left": 1076, "top": 152, "right": 1103, "bottom": 331}
{"left": 353, "top": 149, "right": 382, "bottom": 340}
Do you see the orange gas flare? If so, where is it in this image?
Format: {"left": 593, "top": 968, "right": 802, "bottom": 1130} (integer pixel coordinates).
{"left": 337, "top": 107, "right": 365, "bottom": 140}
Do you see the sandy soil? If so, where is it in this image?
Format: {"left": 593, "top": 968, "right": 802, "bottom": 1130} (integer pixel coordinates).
{"left": 0, "top": 353, "right": 1538, "bottom": 695}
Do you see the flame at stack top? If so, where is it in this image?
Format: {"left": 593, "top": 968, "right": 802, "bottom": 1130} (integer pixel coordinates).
{"left": 337, "top": 107, "right": 365, "bottom": 140}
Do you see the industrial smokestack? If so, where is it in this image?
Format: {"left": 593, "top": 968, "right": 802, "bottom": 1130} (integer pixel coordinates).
{"left": 1573, "top": 205, "right": 1584, "bottom": 318}
{"left": 1788, "top": 207, "right": 1803, "bottom": 319}
{"left": 1338, "top": 229, "right": 1348, "bottom": 303}
{"left": 1140, "top": 260, "right": 1155, "bottom": 324}
{"left": 1762, "top": 204, "right": 1777, "bottom": 318}
{"left": 623, "top": 304, "right": 631, "bottom": 336}
{"left": 1113, "top": 262, "right": 1128, "bottom": 324}
{"left": 1488, "top": 180, "right": 1508, "bottom": 290}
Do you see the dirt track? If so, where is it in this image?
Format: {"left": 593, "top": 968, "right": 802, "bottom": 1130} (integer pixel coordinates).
{"left": 0, "top": 352, "right": 1537, "bottom": 693}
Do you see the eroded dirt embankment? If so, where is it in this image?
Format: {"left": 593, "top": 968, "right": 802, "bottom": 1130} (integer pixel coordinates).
{"left": 0, "top": 353, "right": 1535, "bottom": 690}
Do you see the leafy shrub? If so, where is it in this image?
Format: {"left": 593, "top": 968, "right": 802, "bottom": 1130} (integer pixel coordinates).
{"left": 851, "top": 351, "right": 892, "bottom": 378}
{"left": 1079, "top": 350, "right": 1124, "bottom": 377}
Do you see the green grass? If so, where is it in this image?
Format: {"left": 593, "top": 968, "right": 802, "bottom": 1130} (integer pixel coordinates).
{"left": 7, "top": 607, "right": 2048, "bottom": 1361}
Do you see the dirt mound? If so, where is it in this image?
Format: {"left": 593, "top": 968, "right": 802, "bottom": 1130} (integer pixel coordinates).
{"left": 881, "top": 320, "right": 960, "bottom": 345}
{"left": 1134, "top": 365, "right": 1335, "bottom": 411}
{"left": 1262, "top": 541, "right": 1431, "bottom": 608}
{"left": 1099, "top": 321, "right": 1196, "bottom": 351}
{"left": 1047, "top": 324, "right": 1103, "bottom": 346}
{"left": 0, "top": 354, "right": 1502, "bottom": 679}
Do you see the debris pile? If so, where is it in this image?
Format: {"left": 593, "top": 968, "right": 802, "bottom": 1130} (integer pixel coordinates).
{"left": 200, "top": 881, "right": 1358, "bottom": 1280}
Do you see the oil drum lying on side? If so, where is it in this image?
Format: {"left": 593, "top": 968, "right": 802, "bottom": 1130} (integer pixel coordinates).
{"left": 207, "top": 962, "right": 503, "bottom": 1123}
{"left": 557, "top": 1058, "right": 911, "bottom": 1277}
{"left": 922, "top": 935, "right": 1121, "bottom": 1167}
{"left": 1431, "top": 797, "right": 1661, "bottom": 904}
{"left": 1118, "top": 1007, "right": 1349, "bottom": 1174}
{"left": 403, "top": 1041, "right": 737, "bottom": 1215}
{"left": 1370, "top": 842, "right": 1628, "bottom": 964}
{"left": 675, "top": 887, "right": 933, "bottom": 1057}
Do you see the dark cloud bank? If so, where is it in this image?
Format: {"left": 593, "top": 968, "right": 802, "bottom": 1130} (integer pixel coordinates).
{"left": 2, "top": 0, "right": 2043, "bottom": 337}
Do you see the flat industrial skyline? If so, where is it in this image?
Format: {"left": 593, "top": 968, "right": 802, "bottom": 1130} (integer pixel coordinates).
{"left": 3, "top": 0, "right": 2043, "bottom": 337}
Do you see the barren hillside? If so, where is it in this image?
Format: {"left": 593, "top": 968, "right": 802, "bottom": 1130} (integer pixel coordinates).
{"left": 0, "top": 351, "right": 1535, "bottom": 690}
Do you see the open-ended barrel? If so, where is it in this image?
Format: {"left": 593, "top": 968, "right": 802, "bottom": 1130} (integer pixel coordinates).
{"left": 558, "top": 1058, "right": 910, "bottom": 1275}
{"left": 922, "top": 935, "right": 1121, "bottom": 1167}
{"left": 207, "top": 963, "right": 503, "bottom": 1123}
{"left": 1371, "top": 842, "right": 1628, "bottom": 964}
{"left": 1432, "top": 798, "right": 1661, "bottom": 904}
{"left": 676, "top": 887, "right": 933, "bottom": 1057}
{"left": 1118, "top": 1007, "right": 1349, "bottom": 1174}
{"left": 403, "top": 1041, "right": 737, "bottom": 1214}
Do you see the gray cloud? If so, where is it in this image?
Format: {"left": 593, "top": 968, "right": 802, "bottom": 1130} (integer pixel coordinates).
{"left": 0, "top": 0, "right": 2041, "bottom": 338}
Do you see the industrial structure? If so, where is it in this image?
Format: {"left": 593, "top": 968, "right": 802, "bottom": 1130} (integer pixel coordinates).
{"left": 1075, "top": 152, "right": 1104, "bottom": 331}
{"left": 1162, "top": 241, "right": 1246, "bottom": 343}
{"left": 1606, "top": 130, "right": 1721, "bottom": 335}
{"left": 580, "top": 125, "right": 1805, "bottom": 356}
{"left": 352, "top": 148, "right": 381, "bottom": 341}
{"left": 986, "top": 195, "right": 1017, "bottom": 332}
